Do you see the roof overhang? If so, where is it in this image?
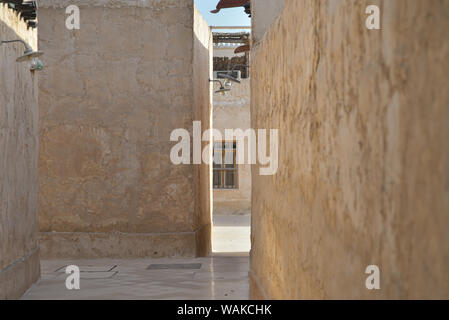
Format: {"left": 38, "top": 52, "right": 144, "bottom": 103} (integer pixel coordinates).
{"left": 0, "top": 1, "right": 38, "bottom": 28}
{"left": 211, "top": 0, "right": 251, "bottom": 17}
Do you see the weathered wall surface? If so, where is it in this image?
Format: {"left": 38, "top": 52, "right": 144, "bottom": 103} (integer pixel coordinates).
{"left": 251, "top": 0, "right": 449, "bottom": 299}
{"left": 38, "top": 0, "right": 212, "bottom": 258}
{"left": 0, "top": 4, "right": 40, "bottom": 299}
{"left": 213, "top": 79, "right": 251, "bottom": 215}
{"left": 251, "top": 0, "right": 284, "bottom": 45}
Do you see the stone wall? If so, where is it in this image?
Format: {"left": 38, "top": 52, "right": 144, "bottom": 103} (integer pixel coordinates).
{"left": 214, "top": 56, "right": 249, "bottom": 79}
{"left": 213, "top": 79, "right": 251, "bottom": 215}
{"left": 0, "top": 4, "right": 40, "bottom": 299}
{"left": 38, "top": 0, "right": 212, "bottom": 258}
{"left": 250, "top": 0, "right": 449, "bottom": 299}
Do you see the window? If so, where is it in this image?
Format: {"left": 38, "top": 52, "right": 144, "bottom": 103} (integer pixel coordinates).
{"left": 213, "top": 141, "right": 237, "bottom": 189}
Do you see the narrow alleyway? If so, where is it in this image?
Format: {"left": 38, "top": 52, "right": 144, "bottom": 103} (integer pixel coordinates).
{"left": 3, "top": 0, "right": 448, "bottom": 302}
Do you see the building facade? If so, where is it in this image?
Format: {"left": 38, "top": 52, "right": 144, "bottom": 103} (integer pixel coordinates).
{"left": 212, "top": 33, "right": 251, "bottom": 216}
{"left": 37, "top": 0, "right": 213, "bottom": 259}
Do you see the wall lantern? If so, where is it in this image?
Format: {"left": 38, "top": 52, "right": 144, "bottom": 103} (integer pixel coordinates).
{"left": 209, "top": 79, "right": 231, "bottom": 95}
{"left": 0, "top": 39, "right": 44, "bottom": 71}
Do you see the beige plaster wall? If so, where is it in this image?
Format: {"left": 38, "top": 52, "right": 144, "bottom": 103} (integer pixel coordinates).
{"left": 193, "top": 6, "right": 213, "bottom": 256}
{"left": 250, "top": 0, "right": 449, "bottom": 299}
{"left": 213, "top": 79, "right": 251, "bottom": 215}
{"left": 0, "top": 4, "right": 40, "bottom": 299}
{"left": 38, "top": 0, "right": 212, "bottom": 258}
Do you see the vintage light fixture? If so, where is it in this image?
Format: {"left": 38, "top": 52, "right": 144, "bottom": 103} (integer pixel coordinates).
{"left": 209, "top": 79, "right": 231, "bottom": 95}
{"left": 224, "top": 64, "right": 249, "bottom": 84}
{"left": 222, "top": 73, "right": 241, "bottom": 84}
{"left": 0, "top": 39, "right": 44, "bottom": 70}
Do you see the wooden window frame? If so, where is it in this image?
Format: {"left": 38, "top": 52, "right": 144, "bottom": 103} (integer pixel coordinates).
{"left": 213, "top": 141, "right": 238, "bottom": 190}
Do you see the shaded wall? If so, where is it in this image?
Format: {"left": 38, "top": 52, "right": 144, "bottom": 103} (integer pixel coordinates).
{"left": 250, "top": 0, "right": 449, "bottom": 299}
{"left": 193, "top": 6, "right": 213, "bottom": 256}
{"left": 213, "top": 79, "right": 251, "bottom": 215}
{"left": 0, "top": 4, "right": 40, "bottom": 299}
{"left": 38, "top": 0, "right": 212, "bottom": 258}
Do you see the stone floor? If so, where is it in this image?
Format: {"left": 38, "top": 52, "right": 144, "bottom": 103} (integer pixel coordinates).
{"left": 212, "top": 214, "right": 251, "bottom": 253}
{"left": 21, "top": 215, "right": 251, "bottom": 300}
